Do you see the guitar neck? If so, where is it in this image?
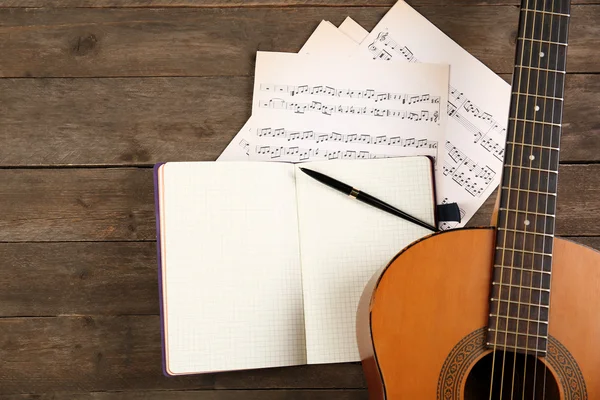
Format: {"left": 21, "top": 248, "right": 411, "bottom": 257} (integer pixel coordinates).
{"left": 487, "top": 0, "right": 572, "bottom": 355}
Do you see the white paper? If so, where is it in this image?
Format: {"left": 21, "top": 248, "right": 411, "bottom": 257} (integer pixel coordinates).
{"left": 295, "top": 157, "right": 435, "bottom": 364}
{"left": 247, "top": 51, "right": 448, "bottom": 199}
{"left": 357, "top": 0, "right": 511, "bottom": 229}
{"left": 300, "top": 20, "right": 361, "bottom": 56}
{"left": 160, "top": 162, "right": 306, "bottom": 374}
{"left": 217, "top": 20, "right": 361, "bottom": 162}
{"left": 338, "top": 17, "right": 369, "bottom": 44}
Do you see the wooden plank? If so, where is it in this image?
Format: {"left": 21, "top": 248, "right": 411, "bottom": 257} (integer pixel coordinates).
{"left": 0, "top": 316, "right": 365, "bottom": 395}
{"left": 0, "top": 391, "right": 367, "bottom": 400}
{"left": 0, "top": 0, "right": 597, "bottom": 7}
{"left": 0, "top": 75, "right": 598, "bottom": 166}
{"left": 0, "top": 77, "right": 251, "bottom": 166}
{"left": 0, "top": 165, "right": 599, "bottom": 241}
{"left": 0, "top": 6, "right": 598, "bottom": 78}
{"left": 0, "top": 242, "right": 159, "bottom": 317}
{"left": 0, "top": 168, "right": 156, "bottom": 242}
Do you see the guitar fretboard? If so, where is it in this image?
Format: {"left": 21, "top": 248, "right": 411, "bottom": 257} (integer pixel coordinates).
{"left": 487, "top": 0, "right": 571, "bottom": 356}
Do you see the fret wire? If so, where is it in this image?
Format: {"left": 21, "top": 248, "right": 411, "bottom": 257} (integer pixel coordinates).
{"left": 509, "top": 117, "right": 561, "bottom": 127}
{"left": 498, "top": 208, "right": 556, "bottom": 218}
{"left": 498, "top": 227, "right": 554, "bottom": 237}
{"left": 490, "top": 298, "right": 550, "bottom": 308}
{"left": 494, "top": 265, "right": 552, "bottom": 275}
{"left": 489, "top": 314, "right": 549, "bottom": 325}
{"left": 495, "top": 247, "right": 553, "bottom": 257}
{"left": 501, "top": 187, "right": 556, "bottom": 196}
{"left": 520, "top": 8, "right": 570, "bottom": 17}
{"left": 516, "top": 37, "right": 568, "bottom": 46}
{"left": 515, "top": 65, "right": 566, "bottom": 74}
{"left": 491, "top": 282, "right": 550, "bottom": 292}
{"left": 488, "top": 328, "right": 548, "bottom": 339}
{"left": 506, "top": 141, "right": 560, "bottom": 151}
{"left": 485, "top": 343, "right": 547, "bottom": 353}
{"left": 504, "top": 165, "right": 558, "bottom": 174}
{"left": 511, "top": 92, "right": 563, "bottom": 101}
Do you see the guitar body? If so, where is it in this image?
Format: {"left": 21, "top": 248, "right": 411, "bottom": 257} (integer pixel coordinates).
{"left": 357, "top": 228, "right": 600, "bottom": 399}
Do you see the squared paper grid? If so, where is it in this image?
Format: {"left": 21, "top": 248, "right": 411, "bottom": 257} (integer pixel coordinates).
{"left": 161, "top": 162, "right": 307, "bottom": 374}
{"left": 294, "top": 157, "right": 435, "bottom": 364}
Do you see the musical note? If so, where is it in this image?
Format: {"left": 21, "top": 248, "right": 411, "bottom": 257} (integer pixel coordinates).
{"left": 255, "top": 127, "right": 439, "bottom": 149}
{"left": 443, "top": 141, "right": 497, "bottom": 197}
{"left": 259, "top": 99, "right": 441, "bottom": 124}
{"left": 238, "top": 139, "right": 250, "bottom": 155}
{"left": 253, "top": 145, "right": 391, "bottom": 162}
{"left": 260, "top": 83, "right": 441, "bottom": 105}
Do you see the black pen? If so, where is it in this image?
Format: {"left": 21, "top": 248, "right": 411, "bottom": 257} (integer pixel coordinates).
{"left": 299, "top": 167, "right": 439, "bottom": 232}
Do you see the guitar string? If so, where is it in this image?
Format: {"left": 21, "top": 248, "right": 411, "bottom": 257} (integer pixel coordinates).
{"left": 525, "top": 1, "right": 558, "bottom": 398}
{"left": 502, "top": 0, "right": 540, "bottom": 396}
{"left": 488, "top": 0, "right": 533, "bottom": 397}
{"left": 518, "top": 0, "right": 553, "bottom": 398}
{"left": 541, "top": 2, "right": 567, "bottom": 398}
{"left": 500, "top": 0, "right": 545, "bottom": 400}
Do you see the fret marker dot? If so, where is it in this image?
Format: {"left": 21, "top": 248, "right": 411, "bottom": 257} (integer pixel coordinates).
{"left": 524, "top": 219, "right": 531, "bottom": 226}
{"left": 529, "top": 154, "right": 535, "bottom": 161}
{"left": 540, "top": 51, "right": 545, "bottom": 58}
{"left": 535, "top": 105, "right": 540, "bottom": 111}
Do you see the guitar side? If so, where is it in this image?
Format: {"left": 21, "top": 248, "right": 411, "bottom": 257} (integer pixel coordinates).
{"left": 357, "top": 228, "right": 600, "bottom": 399}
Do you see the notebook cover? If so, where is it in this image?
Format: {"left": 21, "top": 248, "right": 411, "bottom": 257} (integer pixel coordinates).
{"left": 153, "top": 162, "right": 169, "bottom": 377}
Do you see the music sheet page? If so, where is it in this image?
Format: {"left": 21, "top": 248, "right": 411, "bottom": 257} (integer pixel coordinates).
{"left": 247, "top": 51, "right": 449, "bottom": 197}
{"left": 357, "top": 0, "right": 511, "bottom": 228}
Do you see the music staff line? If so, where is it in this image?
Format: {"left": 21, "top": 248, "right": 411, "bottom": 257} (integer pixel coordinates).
{"left": 444, "top": 141, "right": 497, "bottom": 197}
{"left": 254, "top": 145, "right": 392, "bottom": 162}
{"left": 259, "top": 98, "right": 441, "bottom": 123}
{"left": 256, "top": 127, "right": 438, "bottom": 149}
{"left": 368, "top": 30, "right": 507, "bottom": 161}
{"left": 260, "top": 83, "right": 441, "bottom": 104}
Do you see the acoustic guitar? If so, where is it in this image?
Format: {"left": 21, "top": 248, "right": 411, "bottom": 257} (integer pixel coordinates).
{"left": 356, "top": 0, "right": 600, "bottom": 398}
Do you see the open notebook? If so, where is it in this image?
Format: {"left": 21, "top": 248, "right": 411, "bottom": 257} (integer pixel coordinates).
{"left": 154, "top": 157, "right": 436, "bottom": 375}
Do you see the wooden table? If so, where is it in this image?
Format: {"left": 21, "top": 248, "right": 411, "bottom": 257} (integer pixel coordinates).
{"left": 0, "top": 1, "right": 598, "bottom": 398}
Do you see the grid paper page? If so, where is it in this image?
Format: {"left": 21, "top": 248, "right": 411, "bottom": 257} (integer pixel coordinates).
{"left": 161, "top": 162, "right": 306, "bottom": 374}
{"left": 294, "top": 157, "right": 435, "bottom": 364}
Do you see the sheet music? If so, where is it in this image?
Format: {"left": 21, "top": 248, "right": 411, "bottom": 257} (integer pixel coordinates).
{"left": 218, "top": 20, "right": 361, "bottom": 162}
{"left": 245, "top": 119, "right": 437, "bottom": 162}
{"left": 338, "top": 17, "right": 369, "bottom": 44}
{"left": 357, "top": 0, "right": 511, "bottom": 228}
{"left": 248, "top": 51, "right": 448, "bottom": 196}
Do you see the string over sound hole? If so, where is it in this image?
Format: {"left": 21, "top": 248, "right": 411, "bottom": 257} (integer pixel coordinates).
{"left": 464, "top": 351, "right": 560, "bottom": 399}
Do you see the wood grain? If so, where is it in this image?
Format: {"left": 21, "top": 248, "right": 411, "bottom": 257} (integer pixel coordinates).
{"left": 0, "top": 166, "right": 598, "bottom": 242}
{"left": 0, "top": 242, "right": 159, "bottom": 317}
{"left": 0, "top": 75, "right": 598, "bottom": 166}
{"left": 0, "top": 77, "right": 251, "bottom": 166}
{"left": 0, "top": 6, "right": 598, "bottom": 78}
{"left": 0, "top": 168, "right": 155, "bottom": 242}
{"left": 0, "top": 316, "right": 365, "bottom": 395}
{"left": 0, "top": 391, "right": 368, "bottom": 400}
